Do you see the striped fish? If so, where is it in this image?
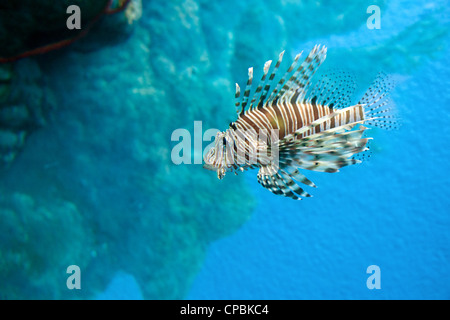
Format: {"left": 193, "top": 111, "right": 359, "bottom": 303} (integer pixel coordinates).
{"left": 203, "top": 45, "right": 396, "bottom": 200}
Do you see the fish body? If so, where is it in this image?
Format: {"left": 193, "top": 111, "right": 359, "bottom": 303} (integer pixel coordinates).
{"left": 203, "top": 45, "right": 396, "bottom": 200}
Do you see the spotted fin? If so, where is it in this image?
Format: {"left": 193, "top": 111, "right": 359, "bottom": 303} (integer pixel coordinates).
{"left": 305, "top": 70, "right": 357, "bottom": 109}
{"left": 358, "top": 72, "right": 398, "bottom": 130}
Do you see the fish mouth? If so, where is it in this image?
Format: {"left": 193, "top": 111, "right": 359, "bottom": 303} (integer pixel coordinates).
{"left": 203, "top": 163, "right": 226, "bottom": 180}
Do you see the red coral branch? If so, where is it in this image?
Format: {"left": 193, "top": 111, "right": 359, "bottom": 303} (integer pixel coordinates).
{"left": 105, "top": 0, "right": 132, "bottom": 14}
{"left": 0, "top": 0, "right": 132, "bottom": 64}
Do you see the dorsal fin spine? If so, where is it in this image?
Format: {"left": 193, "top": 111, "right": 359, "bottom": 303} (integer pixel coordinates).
{"left": 249, "top": 60, "right": 272, "bottom": 111}
{"left": 266, "top": 51, "right": 303, "bottom": 104}
{"left": 257, "top": 51, "right": 285, "bottom": 109}
{"left": 279, "top": 45, "right": 327, "bottom": 104}
{"left": 239, "top": 67, "right": 253, "bottom": 116}
{"left": 235, "top": 83, "right": 241, "bottom": 116}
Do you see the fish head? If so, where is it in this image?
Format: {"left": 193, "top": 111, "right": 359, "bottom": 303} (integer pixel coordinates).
{"left": 203, "top": 131, "right": 229, "bottom": 179}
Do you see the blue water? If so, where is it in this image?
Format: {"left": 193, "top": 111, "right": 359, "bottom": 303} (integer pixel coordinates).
{"left": 185, "top": 2, "right": 450, "bottom": 299}
{"left": 1, "top": 0, "right": 449, "bottom": 300}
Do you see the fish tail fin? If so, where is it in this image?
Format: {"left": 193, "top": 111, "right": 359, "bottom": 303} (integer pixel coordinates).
{"left": 359, "top": 72, "right": 398, "bottom": 130}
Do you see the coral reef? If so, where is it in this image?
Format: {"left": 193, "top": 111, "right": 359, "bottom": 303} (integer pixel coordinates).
{"left": 125, "top": 0, "right": 142, "bottom": 25}
{"left": 0, "top": 192, "right": 92, "bottom": 299}
{"left": 0, "top": 60, "right": 55, "bottom": 166}
{"left": 0, "top": 0, "right": 137, "bottom": 166}
{"left": 0, "top": 0, "right": 254, "bottom": 299}
{"left": 0, "top": 1, "right": 108, "bottom": 59}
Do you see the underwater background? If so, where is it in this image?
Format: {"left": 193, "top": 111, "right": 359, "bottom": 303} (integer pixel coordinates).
{"left": 0, "top": 0, "right": 448, "bottom": 299}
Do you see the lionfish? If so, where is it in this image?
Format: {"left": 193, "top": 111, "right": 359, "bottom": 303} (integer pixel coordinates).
{"left": 203, "top": 45, "right": 396, "bottom": 200}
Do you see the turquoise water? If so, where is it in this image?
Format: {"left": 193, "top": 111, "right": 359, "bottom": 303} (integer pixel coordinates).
{"left": 0, "top": 0, "right": 449, "bottom": 299}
